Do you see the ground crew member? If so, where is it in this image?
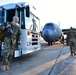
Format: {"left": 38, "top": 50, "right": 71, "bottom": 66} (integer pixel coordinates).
{"left": 61, "top": 32, "right": 64, "bottom": 44}
{"left": 0, "top": 16, "right": 22, "bottom": 71}
{"left": 67, "top": 27, "right": 76, "bottom": 55}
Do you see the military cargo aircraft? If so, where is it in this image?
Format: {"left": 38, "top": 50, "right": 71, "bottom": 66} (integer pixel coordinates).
{"left": 40, "top": 22, "right": 62, "bottom": 45}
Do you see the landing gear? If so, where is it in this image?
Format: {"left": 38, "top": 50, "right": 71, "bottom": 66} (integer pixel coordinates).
{"left": 48, "top": 42, "right": 52, "bottom": 46}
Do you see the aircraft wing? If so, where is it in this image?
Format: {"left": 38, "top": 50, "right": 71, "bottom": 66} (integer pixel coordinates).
{"left": 62, "top": 29, "right": 70, "bottom": 34}
{"left": 62, "top": 28, "right": 76, "bottom": 34}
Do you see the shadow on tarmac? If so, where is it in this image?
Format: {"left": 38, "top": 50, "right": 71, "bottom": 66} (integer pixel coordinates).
{"left": 48, "top": 55, "right": 76, "bottom": 75}
{"left": 0, "top": 45, "right": 72, "bottom": 75}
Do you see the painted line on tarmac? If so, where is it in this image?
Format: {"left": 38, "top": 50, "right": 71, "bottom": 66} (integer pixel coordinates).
{"left": 20, "top": 53, "right": 70, "bottom": 75}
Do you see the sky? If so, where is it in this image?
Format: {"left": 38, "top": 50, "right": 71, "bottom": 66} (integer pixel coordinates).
{"left": 0, "top": 0, "right": 76, "bottom": 29}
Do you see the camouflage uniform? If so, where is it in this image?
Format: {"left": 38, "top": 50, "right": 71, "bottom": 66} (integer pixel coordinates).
{"left": 2, "top": 23, "right": 21, "bottom": 68}
{"left": 67, "top": 27, "right": 76, "bottom": 55}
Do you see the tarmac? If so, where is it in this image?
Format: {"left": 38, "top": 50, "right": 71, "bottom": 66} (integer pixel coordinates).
{"left": 0, "top": 41, "right": 76, "bottom": 75}
{"left": 49, "top": 45, "right": 76, "bottom": 75}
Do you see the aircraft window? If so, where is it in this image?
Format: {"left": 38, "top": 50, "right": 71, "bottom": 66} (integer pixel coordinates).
{"left": 43, "top": 23, "right": 54, "bottom": 30}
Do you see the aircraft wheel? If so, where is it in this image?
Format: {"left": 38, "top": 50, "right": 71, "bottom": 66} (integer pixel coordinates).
{"left": 48, "top": 42, "right": 52, "bottom": 46}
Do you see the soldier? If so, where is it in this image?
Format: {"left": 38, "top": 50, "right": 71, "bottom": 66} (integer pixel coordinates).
{"left": 67, "top": 27, "right": 76, "bottom": 55}
{"left": 60, "top": 32, "right": 64, "bottom": 44}
{"left": 0, "top": 16, "right": 22, "bottom": 71}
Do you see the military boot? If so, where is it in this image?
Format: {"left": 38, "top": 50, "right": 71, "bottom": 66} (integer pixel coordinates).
{"left": 0, "top": 65, "right": 7, "bottom": 71}
{"left": 73, "top": 51, "right": 76, "bottom": 55}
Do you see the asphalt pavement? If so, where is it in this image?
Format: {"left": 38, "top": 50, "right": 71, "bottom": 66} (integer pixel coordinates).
{"left": 0, "top": 41, "right": 76, "bottom": 75}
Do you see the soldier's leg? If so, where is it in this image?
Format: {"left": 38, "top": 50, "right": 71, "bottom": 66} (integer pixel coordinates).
{"left": 2, "top": 49, "right": 13, "bottom": 70}
{"left": 2, "top": 51, "right": 10, "bottom": 69}
{"left": 74, "top": 41, "right": 76, "bottom": 55}
{"left": 70, "top": 41, "right": 74, "bottom": 55}
{"left": 70, "top": 41, "right": 76, "bottom": 55}
{"left": 70, "top": 45, "right": 73, "bottom": 55}
{"left": 72, "top": 41, "right": 76, "bottom": 55}
{"left": 0, "top": 44, "right": 11, "bottom": 71}
{"left": 8, "top": 49, "right": 14, "bottom": 63}
{"left": 7, "top": 42, "right": 14, "bottom": 69}
{"left": 1, "top": 38, "right": 10, "bottom": 71}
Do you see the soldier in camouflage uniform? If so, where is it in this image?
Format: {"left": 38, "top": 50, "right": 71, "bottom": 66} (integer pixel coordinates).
{"left": 67, "top": 27, "right": 76, "bottom": 55}
{"left": 1, "top": 16, "right": 21, "bottom": 71}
